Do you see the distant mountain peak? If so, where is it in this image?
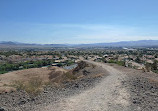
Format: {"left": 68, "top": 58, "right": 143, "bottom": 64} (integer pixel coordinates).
{"left": 0, "top": 40, "right": 158, "bottom": 48}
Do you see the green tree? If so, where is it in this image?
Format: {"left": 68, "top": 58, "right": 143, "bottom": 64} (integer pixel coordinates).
{"left": 135, "top": 56, "right": 141, "bottom": 63}
{"left": 152, "top": 60, "right": 157, "bottom": 70}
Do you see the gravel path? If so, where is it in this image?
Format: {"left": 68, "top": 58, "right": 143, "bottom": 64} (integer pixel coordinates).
{"left": 40, "top": 61, "right": 133, "bottom": 111}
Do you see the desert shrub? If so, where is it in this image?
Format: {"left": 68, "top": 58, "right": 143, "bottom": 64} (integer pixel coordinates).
{"left": 73, "top": 61, "right": 88, "bottom": 72}
{"left": 145, "top": 63, "right": 151, "bottom": 72}
{"left": 12, "top": 77, "right": 43, "bottom": 96}
{"left": 83, "top": 69, "right": 90, "bottom": 75}
{"left": 24, "top": 77, "right": 43, "bottom": 95}
{"left": 43, "top": 81, "right": 52, "bottom": 86}
{"left": 65, "top": 72, "right": 77, "bottom": 80}
{"left": 92, "top": 64, "right": 96, "bottom": 68}
{"left": 116, "top": 61, "right": 125, "bottom": 66}
{"left": 151, "top": 60, "right": 158, "bottom": 70}
{"left": 49, "top": 71, "right": 62, "bottom": 80}
{"left": 12, "top": 80, "right": 25, "bottom": 91}
{"left": 108, "top": 60, "right": 125, "bottom": 66}
{"left": 108, "top": 59, "right": 116, "bottom": 63}
{"left": 142, "top": 67, "right": 146, "bottom": 72}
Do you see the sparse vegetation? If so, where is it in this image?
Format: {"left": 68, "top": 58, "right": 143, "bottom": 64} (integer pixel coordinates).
{"left": 108, "top": 60, "right": 125, "bottom": 66}
{"left": 0, "top": 59, "right": 55, "bottom": 74}
{"left": 12, "top": 77, "right": 43, "bottom": 96}
{"left": 145, "top": 63, "right": 151, "bottom": 72}
{"left": 64, "top": 72, "right": 77, "bottom": 80}
{"left": 92, "top": 64, "right": 96, "bottom": 68}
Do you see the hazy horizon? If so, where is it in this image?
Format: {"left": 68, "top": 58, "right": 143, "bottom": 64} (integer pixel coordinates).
{"left": 1, "top": 39, "right": 158, "bottom": 45}
{"left": 0, "top": 0, "right": 158, "bottom": 44}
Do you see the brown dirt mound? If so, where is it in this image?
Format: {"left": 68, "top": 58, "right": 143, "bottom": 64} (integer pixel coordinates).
{"left": 0, "top": 67, "right": 67, "bottom": 93}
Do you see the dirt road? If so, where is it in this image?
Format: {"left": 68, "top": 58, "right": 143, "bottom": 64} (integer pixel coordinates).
{"left": 41, "top": 61, "right": 133, "bottom": 111}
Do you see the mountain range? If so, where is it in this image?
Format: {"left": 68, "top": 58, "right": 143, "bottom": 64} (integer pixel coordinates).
{"left": 0, "top": 40, "right": 158, "bottom": 48}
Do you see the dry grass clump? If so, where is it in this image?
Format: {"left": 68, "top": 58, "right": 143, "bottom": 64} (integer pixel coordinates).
{"left": 64, "top": 72, "right": 77, "bottom": 80}
{"left": 49, "top": 71, "right": 62, "bottom": 80}
{"left": 12, "top": 80, "right": 25, "bottom": 91}
{"left": 48, "top": 70, "right": 77, "bottom": 84}
{"left": 92, "top": 64, "right": 96, "bottom": 69}
{"left": 12, "top": 77, "right": 44, "bottom": 96}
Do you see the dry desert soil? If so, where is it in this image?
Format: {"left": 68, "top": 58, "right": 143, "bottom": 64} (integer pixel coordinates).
{"left": 0, "top": 60, "right": 158, "bottom": 111}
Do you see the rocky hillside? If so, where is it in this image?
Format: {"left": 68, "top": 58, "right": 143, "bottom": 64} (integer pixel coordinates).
{"left": 0, "top": 61, "right": 108, "bottom": 111}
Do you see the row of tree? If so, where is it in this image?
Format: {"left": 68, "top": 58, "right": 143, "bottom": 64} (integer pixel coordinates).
{"left": 145, "top": 60, "right": 158, "bottom": 73}
{"left": 0, "top": 59, "right": 55, "bottom": 74}
{"left": 0, "top": 59, "right": 76, "bottom": 74}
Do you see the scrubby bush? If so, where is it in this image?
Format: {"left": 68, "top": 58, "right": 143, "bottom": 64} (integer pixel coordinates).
{"left": 108, "top": 60, "right": 125, "bottom": 66}
{"left": 65, "top": 72, "right": 77, "bottom": 80}
{"left": 12, "top": 77, "right": 43, "bottom": 96}
{"left": 12, "top": 80, "right": 25, "bottom": 91}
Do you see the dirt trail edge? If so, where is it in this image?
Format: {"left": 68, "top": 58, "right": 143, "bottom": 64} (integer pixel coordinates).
{"left": 41, "top": 61, "right": 133, "bottom": 111}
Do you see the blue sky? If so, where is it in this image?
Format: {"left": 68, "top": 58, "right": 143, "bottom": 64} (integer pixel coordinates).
{"left": 0, "top": 0, "right": 158, "bottom": 44}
